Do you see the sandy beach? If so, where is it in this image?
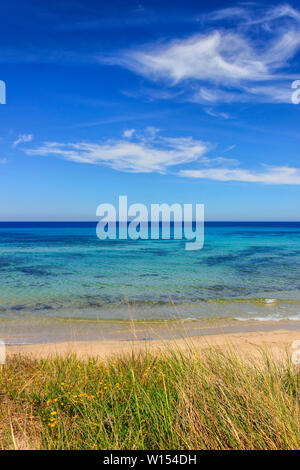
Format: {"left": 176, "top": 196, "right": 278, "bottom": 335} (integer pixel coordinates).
{"left": 7, "top": 327, "right": 300, "bottom": 361}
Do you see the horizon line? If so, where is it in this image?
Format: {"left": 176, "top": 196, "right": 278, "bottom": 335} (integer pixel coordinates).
{"left": 1, "top": 220, "right": 300, "bottom": 224}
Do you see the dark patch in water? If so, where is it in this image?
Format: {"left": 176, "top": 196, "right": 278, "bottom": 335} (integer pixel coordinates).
{"left": 17, "top": 266, "right": 52, "bottom": 276}
{"left": 142, "top": 249, "right": 168, "bottom": 256}
{"left": 234, "top": 265, "right": 257, "bottom": 275}
{"left": 0, "top": 255, "right": 23, "bottom": 270}
{"left": 33, "top": 303, "right": 54, "bottom": 311}
{"left": 140, "top": 273, "right": 159, "bottom": 277}
{"left": 240, "top": 246, "right": 281, "bottom": 256}
{"left": 206, "top": 285, "right": 248, "bottom": 295}
{"left": 10, "top": 304, "right": 27, "bottom": 311}
{"left": 201, "top": 254, "right": 239, "bottom": 265}
{"left": 63, "top": 252, "right": 89, "bottom": 258}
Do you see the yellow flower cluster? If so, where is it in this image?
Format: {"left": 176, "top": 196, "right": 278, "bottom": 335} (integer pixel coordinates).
{"left": 60, "top": 382, "right": 72, "bottom": 389}
{"left": 43, "top": 411, "right": 57, "bottom": 428}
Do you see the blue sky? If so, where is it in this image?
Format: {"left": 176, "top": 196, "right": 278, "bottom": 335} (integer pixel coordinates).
{"left": 1, "top": 0, "right": 300, "bottom": 220}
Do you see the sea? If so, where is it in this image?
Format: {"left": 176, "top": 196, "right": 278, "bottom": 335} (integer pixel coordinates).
{"left": 1, "top": 222, "right": 300, "bottom": 343}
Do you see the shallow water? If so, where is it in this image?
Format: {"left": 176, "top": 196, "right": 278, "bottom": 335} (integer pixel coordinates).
{"left": 1, "top": 222, "right": 300, "bottom": 332}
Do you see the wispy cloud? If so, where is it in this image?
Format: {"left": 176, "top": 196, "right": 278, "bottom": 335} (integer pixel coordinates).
{"left": 108, "top": 4, "right": 300, "bottom": 104}
{"left": 25, "top": 130, "right": 209, "bottom": 174}
{"left": 202, "top": 6, "right": 249, "bottom": 22}
{"left": 66, "top": 111, "right": 164, "bottom": 129}
{"left": 222, "top": 145, "right": 236, "bottom": 154}
{"left": 244, "top": 4, "right": 300, "bottom": 25}
{"left": 12, "top": 134, "right": 33, "bottom": 148}
{"left": 204, "top": 108, "right": 231, "bottom": 119}
{"left": 0, "top": 158, "right": 7, "bottom": 165}
{"left": 179, "top": 166, "right": 300, "bottom": 185}
{"left": 25, "top": 128, "right": 300, "bottom": 184}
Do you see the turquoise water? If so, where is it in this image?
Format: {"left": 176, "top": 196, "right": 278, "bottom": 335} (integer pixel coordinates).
{"left": 1, "top": 222, "right": 300, "bottom": 323}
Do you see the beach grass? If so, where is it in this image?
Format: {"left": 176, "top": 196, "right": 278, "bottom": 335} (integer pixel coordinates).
{"left": 0, "top": 345, "right": 300, "bottom": 450}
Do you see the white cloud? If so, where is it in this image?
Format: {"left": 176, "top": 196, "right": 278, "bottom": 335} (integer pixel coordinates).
{"left": 25, "top": 129, "right": 300, "bottom": 184}
{"left": 192, "top": 82, "right": 295, "bottom": 104}
{"left": 122, "top": 128, "right": 136, "bottom": 138}
{"left": 0, "top": 158, "right": 7, "bottom": 164}
{"left": 222, "top": 145, "right": 236, "bottom": 154}
{"left": 109, "top": 4, "right": 300, "bottom": 104}
{"left": 13, "top": 134, "right": 33, "bottom": 147}
{"left": 245, "top": 4, "right": 300, "bottom": 25}
{"left": 179, "top": 166, "right": 300, "bottom": 184}
{"left": 116, "top": 31, "right": 269, "bottom": 83}
{"left": 204, "top": 4, "right": 300, "bottom": 25}
{"left": 204, "top": 108, "right": 230, "bottom": 119}
{"left": 144, "top": 126, "right": 160, "bottom": 137}
{"left": 25, "top": 130, "right": 209, "bottom": 173}
{"left": 203, "top": 7, "right": 249, "bottom": 22}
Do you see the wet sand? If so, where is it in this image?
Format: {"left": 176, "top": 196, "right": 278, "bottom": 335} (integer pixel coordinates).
{"left": 2, "top": 316, "right": 300, "bottom": 344}
{"left": 6, "top": 325, "right": 300, "bottom": 360}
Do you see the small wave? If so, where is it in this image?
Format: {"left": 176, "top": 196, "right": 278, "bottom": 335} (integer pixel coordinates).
{"left": 235, "top": 314, "right": 300, "bottom": 322}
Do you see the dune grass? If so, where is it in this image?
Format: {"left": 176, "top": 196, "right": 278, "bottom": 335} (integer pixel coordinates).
{"left": 0, "top": 345, "right": 299, "bottom": 450}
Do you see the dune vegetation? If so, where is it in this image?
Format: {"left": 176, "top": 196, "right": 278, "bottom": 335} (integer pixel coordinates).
{"left": 0, "top": 345, "right": 300, "bottom": 450}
